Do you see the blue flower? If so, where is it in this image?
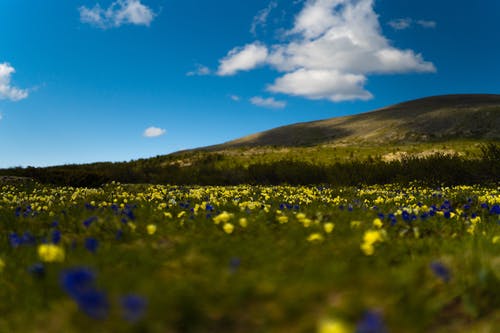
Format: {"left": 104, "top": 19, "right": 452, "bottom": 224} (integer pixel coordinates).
{"left": 121, "top": 294, "right": 147, "bottom": 322}
{"left": 490, "top": 205, "right": 500, "bottom": 215}
{"left": 85, "top": 238, "right": 99, "bottom": 253}
{"left": 430, "top": 261, "right": 451, "bottom": 282}
{"left": 60, "top": 268, "right": 109, "bottom": 320}
{"left": 52, "top": 230, "right": 61, "bottom": 244}
{"left": 229, "top": 257, "right": 241, "bottom": 273}
{"left": 77, "top": 289, "right": 109, "bottom": 319}
{"left": 9, "top": 233, "right": 21, "bottom": 248}
{"left": 83, "top": 216, "right": 98, "bottom": 228}
{"left": 356, "top": 310, "right": 387, "bottom": 333}
{"left": 28, "top": 263, "right": 45, "bottom": 278}
{"left": 60, "top": 268, "right": 96, "bottom": 299}
{"left": 116, "top": 229, "right": 123, "bottom": 240}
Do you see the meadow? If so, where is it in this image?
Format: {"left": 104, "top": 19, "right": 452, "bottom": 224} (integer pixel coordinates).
{"left": 1, "top": 181, "right": 499, "bottom": 332}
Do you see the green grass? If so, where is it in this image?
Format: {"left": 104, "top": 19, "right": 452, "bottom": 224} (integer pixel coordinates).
{"left": 1, "top": 182, "right": 499, "bottom": 332}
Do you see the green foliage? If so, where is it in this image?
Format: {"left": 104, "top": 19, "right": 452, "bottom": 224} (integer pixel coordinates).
{"left": 1, "top": 143, "right": 498, "bottom": 187}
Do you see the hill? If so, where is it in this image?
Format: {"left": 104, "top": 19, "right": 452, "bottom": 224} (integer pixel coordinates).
{"left": 1, "top": 94, "right": 499, "bottom": 187}
{"left": 206, "top": 94, "right": 500, "bottom": 149}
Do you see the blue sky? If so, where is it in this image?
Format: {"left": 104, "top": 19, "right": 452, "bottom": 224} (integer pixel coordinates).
{"left": 0, "top": 0, "right": 498, "bottom": 168}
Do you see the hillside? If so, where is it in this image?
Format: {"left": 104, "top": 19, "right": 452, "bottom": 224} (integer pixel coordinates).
{"left": 206, "top": 94, "right": 500, "bottom": 149}
{"left": 1, "top": 94, "right": 499, "bottom": 187}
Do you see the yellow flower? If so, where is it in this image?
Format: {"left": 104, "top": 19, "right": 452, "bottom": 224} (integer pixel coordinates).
{"left": 492, "top": 236, "right": 499, "bottom": 244}
{"left": 363, "top": 230, "right": 383, "bottom": 245}
{"left": 302, "top": 218, "right": 312, "bottom": 228}
{"left": 0, "top": 258, "right": 5, "bottom": 272}
{"left": 350, "top": 221, "right": 361, "bottom": 229}
{"left": 318, "top": 319, "right": 350, "bottom": 333}
{"left": 324, "top": 222, "right": 335, "bottom": 233}
{"left": 213, "top": 211, "right": 233, "bottom": 225}
{"left": 38, "top": 244, "right": 65, "bottom": 263}
{"left": 296, "top": 213, "right": 306, "bottom": 220}
{"left": 373, "top": 218, "right": 383, "bottom": 228}
{"left": 177, "top": 211, "right": 186, "bottom": 218}
{"left": 307, "top": 233, "right": 324, "bottom": 243}
{"left": 223, "top": 223, "right": 234, "bottom": 234}
{"left": 164, "top": 212, "right": 173, "bottom": 218}
{"left": 147, "top": 224, "right": 157, "bottom": 235}
{"left": 128, "top": 222, "right": 137, "bottom": 231}
{"left": 239, "top": 217, "right": 248, "bottom": 228}
{"left": 361, "top": 229, "right": 385, "bottom": 256}
{"left": 361, "top": 242, "right": 374, "bottom": 256}
{"left": 277, "top": 215, "right": 289, "bottom": 224}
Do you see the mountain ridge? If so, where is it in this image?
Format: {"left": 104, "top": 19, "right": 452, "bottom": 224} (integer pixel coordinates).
{"left": 201, "top": 94, "right": 500, "bottom": 150}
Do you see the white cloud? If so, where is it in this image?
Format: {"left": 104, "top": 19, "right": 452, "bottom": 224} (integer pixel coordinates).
{"left": 388, "top": 18, "right": 437, "bottom": 31}
{"left": 250, "top": 96, "right": 287, "bottom": 109}
{"left": 269, "top": 69, "right": 372, "bottom": 101}
{"left": 187, "top": 64, "right": 211, "bottom": 76}
{"left": 230, "top": 95, "right": 241, "bottom": 101}
{"left": 79, "top": 0, "right": 155, "bottom": 29}
{"left": 417, "top": 20, "right": 436, "bottom": 28}
{"left": 388, "top": 18, "right": 412, "bottom": 30}
{"left": 217, "top": 0, "right": 435, "bottom": 102}
{"left": 217, "top": 43, "right": 269, "bottom": 76}
{"left": 251, "top": 1, "right": 278, "bottom": 36}
{"left": 143, "top": 126, "right": 166, "bottom": 138}
{"left": 0, "top": 63, "right": 29, "bottom": 101}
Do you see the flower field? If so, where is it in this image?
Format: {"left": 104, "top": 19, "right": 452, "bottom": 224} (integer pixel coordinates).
{"left": 1, "top": 181, "right": 499, "bottom": 332}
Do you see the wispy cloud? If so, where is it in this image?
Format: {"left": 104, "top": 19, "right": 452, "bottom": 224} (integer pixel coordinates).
{"left": 186, "top": 64, "right": 211, "bottom": 76}
{"left": 251, "top": 1, "right": 278, "bottom": 36}
{"left": 79, "top": 0, "right": 155, "bottom": 29}
{"left": 250, "top": 96, "right": 286, "bottom": 109}
{"left": 388, "top": 18, "right": 437, "bottom": 30}
{"left": 417, "top": 20, "right": 437, "bottom": 28}
{"left": 0, "top": 63, "right": 29, "bottom": 101}
{"left": 143, "top": 126, "right": 166, "bottom": 138}
{"left": 229, "top": 95, "right": 241, "bottom": 102}
{"left": 388, "top": 18, "right": 412, "bottom": 30}
{"left": 217, "top": 0, "right": 435, "bottom": 102}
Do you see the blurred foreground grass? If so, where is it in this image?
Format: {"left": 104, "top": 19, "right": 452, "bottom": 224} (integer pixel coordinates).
{"left": 1, "top": 182, "right": 499, "bottom": 332}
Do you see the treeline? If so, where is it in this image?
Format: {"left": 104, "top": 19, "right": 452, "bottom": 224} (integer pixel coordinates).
{"left": 1, "top": 144, "right": 499, "bottom": 187}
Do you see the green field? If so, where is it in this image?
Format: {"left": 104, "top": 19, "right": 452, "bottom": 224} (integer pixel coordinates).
{"left": 1, "top": 181, "right": 499, "bottom": 332}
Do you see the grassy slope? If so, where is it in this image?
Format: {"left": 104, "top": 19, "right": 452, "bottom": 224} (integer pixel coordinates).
{"left": 161, "top": 94, "right": 500, "bottom": 169}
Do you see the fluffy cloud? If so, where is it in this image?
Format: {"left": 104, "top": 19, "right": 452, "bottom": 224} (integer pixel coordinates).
{"left": 79, "top": 0, "right": 155, "bottom": 29}
{"left": 0, "top": 63, "right": 29, "bottom": 101}
{"left": 217, "top": 43, "right": 269, "bottom": 76}
{"left": 269, "top": 69, "right": 372, "bottom": 101}
{"left": 250, "top": 96, "right": 286, "bottom": 109}
{"left": 251, "top": 1, "right": 278, "bottom": 36}
{"left": 217, "top": 0, "right": 436, "bottom": 102}
{"left": 143, "top": 126, "right": 166, "bottom": 138}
